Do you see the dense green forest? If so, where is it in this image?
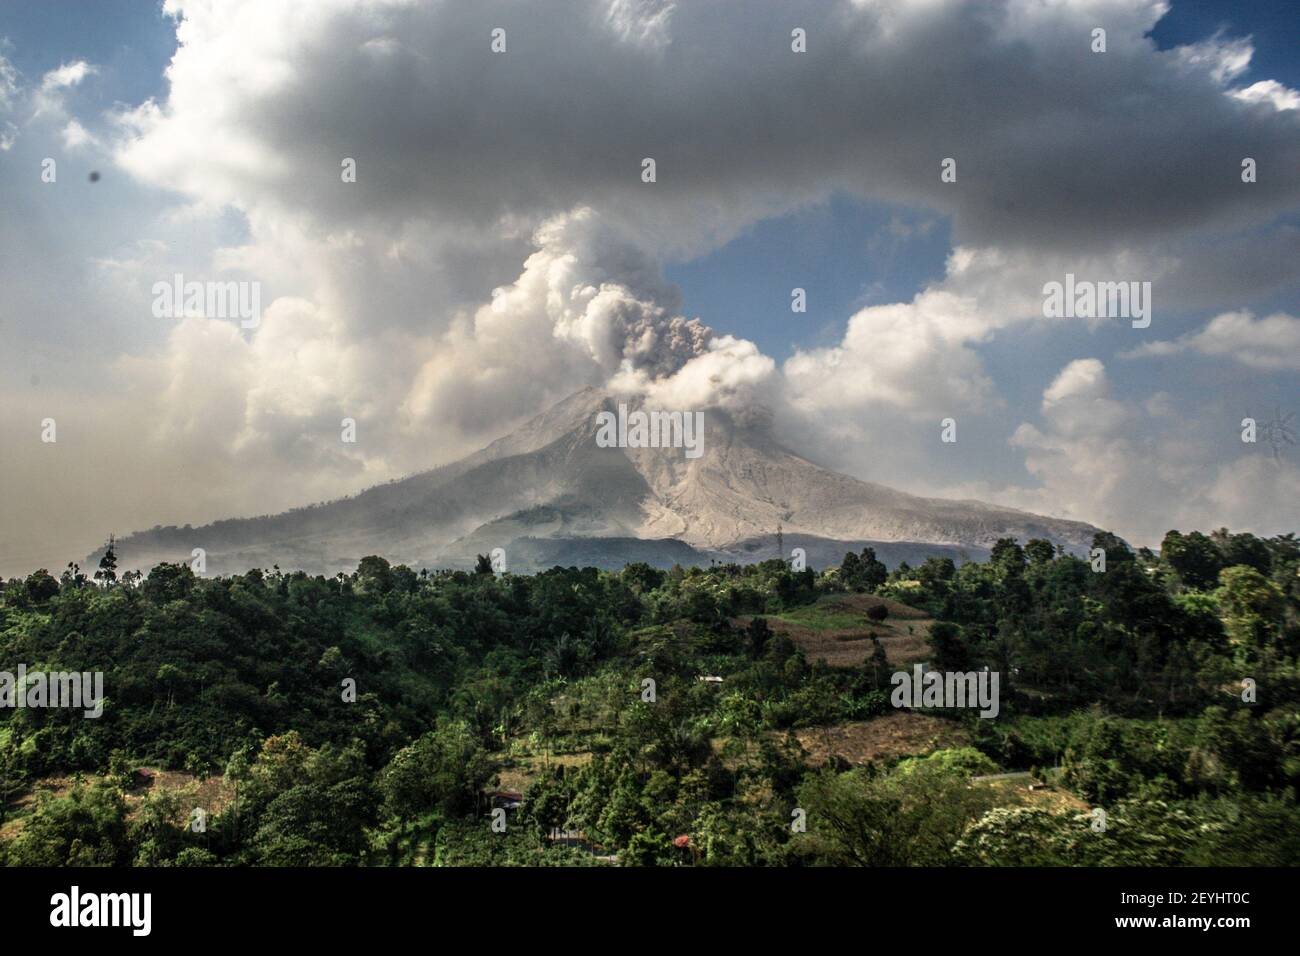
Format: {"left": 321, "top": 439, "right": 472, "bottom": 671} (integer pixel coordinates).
{"left": 1, "top": 527, "right": 1297, "bottom": 866}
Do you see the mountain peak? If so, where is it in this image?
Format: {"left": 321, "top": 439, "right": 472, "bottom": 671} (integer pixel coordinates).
{"left": 103, "top": 386, "right": 1101, "bottom": 575}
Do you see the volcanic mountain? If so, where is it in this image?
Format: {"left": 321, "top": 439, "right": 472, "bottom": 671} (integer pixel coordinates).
{"left": 102, "top": 387, "right": 1101, "bottom": 575}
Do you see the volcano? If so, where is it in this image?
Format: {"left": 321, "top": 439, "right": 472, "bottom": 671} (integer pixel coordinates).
{"left": 102, "top": 387, "right": 1101, "bottom": 575}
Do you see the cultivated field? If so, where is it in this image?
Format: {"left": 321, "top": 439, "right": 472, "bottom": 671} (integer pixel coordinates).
{"left": 743, "top": 593, "right": 933, "bottom": 668}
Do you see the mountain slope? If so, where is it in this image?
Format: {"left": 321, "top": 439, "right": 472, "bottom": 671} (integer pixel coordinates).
{"left": 102, "top": 387, "right": 1101, "bottom": 574}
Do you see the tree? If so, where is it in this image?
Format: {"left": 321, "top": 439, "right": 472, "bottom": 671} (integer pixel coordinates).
{"left": 1025, "top": 538, "right": 1056, "bottom": 567}
{"left": 355, "top": 555, "right": 394, "bottom": 594}
{"left": 225, "top": 746, "right": 254, "bottom": 846}
{"left": 859, "top": 547, "right": 888, "bottom": 590}
{"left": 1214, "top": 530, "right": 1272, "bottom": 575}
{"left": 621, "top": 562, "right": 665, "bottom": 594}
{"left": 839, "top": 551, "right": 863, "bottom": 591}
{"left": 746, "top": 617, "right": 772, "bottom": 659}
{"left": 253, "top": 777, "right": 373, "bottom": 865}
{"left": 718, "top": 692, "right": 763, "bottom": 772}
{"left": 1161, "top": 530, "right": 1224, "bottom": 590}
{"left": 130, "top": 787, "right": 192, "bottom": 866}
{"left": 956, "top": 800, "right": 1207, "bottom": 867}
{"left": 23, "top": 569, "right": 60, "bottom": 603}
{"left": 4, "top": 782, "right": 130, "bottom": 866}
{"left": 794, "top": 761, "right": 991, "bottom": 866}
{"left": 107, "top": 750, "right": 135, "bottom": 790}
{"left": 1091, "top": 531, "right": 1135, "bottom": 567}
{"left": 380, "top": 720, "right": 492, "bottom": 821}
{"left": 990, "top": 538, "right": 1026, "bottom": 577}
{"left": 895, "top": 747, "right": 997, "bottom": 779}
{"left": 928, "top": 620, "right": 970, "bottom": 671}
{"left": 623, "top": 827, "right": 671, "bottom": 866}
{"left": 1216, "top": 566, "right": 1285, "bottom": 647}
{"left": 184, "top": 752, "right": 210, "bottom": 781}
{"left": 60, "top": 562, "right": 88, "bottom": 589}
{"left": 94, "top": 535, "right": 118, "bottom": 586}
{"left": 840, "top": 549, "right": 887, "bottom": 592}
{"left": 142, "top": 562, "right": 196, "bottom": 603}
{"left": 865, "top": 637, "right": 890, "bottom": 689}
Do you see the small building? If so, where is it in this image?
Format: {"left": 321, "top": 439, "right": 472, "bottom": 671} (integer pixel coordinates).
{"left": 673, "top": 833, "right": 700, "bottom": 863}
{"left": 485, "top": 790, "right": 523, "bottom": 811}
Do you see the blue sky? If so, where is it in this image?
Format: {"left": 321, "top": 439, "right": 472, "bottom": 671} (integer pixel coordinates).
{"left": 1150, "top": 0, "right": 1300, "bottom": 84}
{"left": 0, "top": 1, "right": 175, "bottom": 103}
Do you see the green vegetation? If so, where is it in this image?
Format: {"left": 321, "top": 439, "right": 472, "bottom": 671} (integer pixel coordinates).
{"left": 1, "top": 527, "right": 1297, "bottom": 866}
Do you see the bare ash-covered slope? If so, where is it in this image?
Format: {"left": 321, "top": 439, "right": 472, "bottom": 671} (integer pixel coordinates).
{"left": 102, "top": 387, "right": 1100, "bottom": 575}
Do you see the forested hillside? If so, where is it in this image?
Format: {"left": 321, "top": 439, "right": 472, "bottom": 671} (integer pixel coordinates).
{"left": 1, "top": 528, "right": 1297, "bottom": 866}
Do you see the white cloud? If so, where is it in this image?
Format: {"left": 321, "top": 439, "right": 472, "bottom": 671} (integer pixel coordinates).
{"left": 33, "top": 59, "right": 96, "bottom": 118}
{"left": 1232, "top": 80, "right": 1300, "bottom": 112}
{"left": 0, "top": 54, "right": 18, "bottom": 149}
{"left": 41, "top": 60, "right": 95, "bottom": 90}
{"left": 997, "top": 359, "right": 1300, "bottom": 544}
{"left": 783, "top": 288, "right": 998, "bottom": 421}
{"left": 110, "top": 0, "right": 1300, "bottom": 257}
{"left": 1123, "top": 310, "right": 1300, "bottom": 370}
{"left": 0, "top": 53, "right": 17, "bottom": 112}
{"left": 61, "top": 118, "right": 97, "bottom": 149}
{"left": 1172, "top": 31, "right": 1253, "bottom": 85}
{"left": 604, "top": 0, "right": 676, "bottom": 50}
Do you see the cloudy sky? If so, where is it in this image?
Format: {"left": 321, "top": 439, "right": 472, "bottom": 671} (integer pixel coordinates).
{"left": 1, "top": 0, "right": 1298, "bottom": 575}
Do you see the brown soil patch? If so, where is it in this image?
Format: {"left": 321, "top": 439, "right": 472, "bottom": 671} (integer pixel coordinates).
{"left": 791, "top": 711, "right": 969, "bottom": 767}
{"left": 495, "top": 751, "right": 594, "bottom": 793}
{"left": 1, "top": 767, "right": 234, "bottom": 840}
{"left": 977, "top": 777, "right": 1091, "bottom": 814}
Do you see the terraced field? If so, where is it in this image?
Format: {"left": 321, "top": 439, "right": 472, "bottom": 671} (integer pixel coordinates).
{"left": 741, "top": 592, "right": 933, "bottom": 668}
